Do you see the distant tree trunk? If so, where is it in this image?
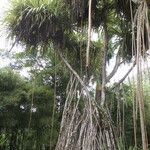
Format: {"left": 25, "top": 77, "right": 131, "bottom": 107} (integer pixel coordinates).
{"left": 21, "top": 131, "right": 25, "bottom": 150}
{"left": 9, "top": 128, "right": 17, "bottom": 150}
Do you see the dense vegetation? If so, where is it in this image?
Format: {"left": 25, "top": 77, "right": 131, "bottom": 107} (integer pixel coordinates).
{"left": 1, "top": 0, "right": 150, "bottom": 149}
{"left": 0, "top": 68, "right": 66, "bottom": 149}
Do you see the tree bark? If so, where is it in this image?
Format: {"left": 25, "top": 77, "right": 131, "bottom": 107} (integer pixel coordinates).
{"left": 136, "top": 2, "right": 148, "bottom": 149}
{"left": 101, "top": 18, "right": 108, "bottom": 107}
{"left": 86, "top": 0, "right": 92, "bottom": 68}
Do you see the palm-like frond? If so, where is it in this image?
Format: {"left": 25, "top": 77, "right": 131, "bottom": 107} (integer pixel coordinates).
{"left": 5, "top": 0, "right": 71, "bottom": 47}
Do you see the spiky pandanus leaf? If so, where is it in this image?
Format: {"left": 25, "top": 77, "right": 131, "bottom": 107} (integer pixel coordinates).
{"left": 5, "top": 0, "right": 71, "bottom": 47}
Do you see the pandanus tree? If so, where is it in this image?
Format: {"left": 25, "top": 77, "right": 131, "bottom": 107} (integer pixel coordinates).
{"left": 4, "top": 0, "right": 150, "bottom": 149}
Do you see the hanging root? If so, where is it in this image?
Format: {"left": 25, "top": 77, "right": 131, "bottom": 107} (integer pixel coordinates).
{"left": 132, "top": 1, "right": 149, "bottom": 149}
{"left": 55, "top": 75, "right": 117, "bottom": 150}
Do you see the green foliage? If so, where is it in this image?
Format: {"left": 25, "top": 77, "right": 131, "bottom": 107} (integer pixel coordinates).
{"left": 107, "top": 82, "right": 150, "bottom": 149}
{"left": 5, "top": 0, "right": 70, "bottom": 47}
{"left": 0, "top": 68, "right": 23, "bottom": 92}
{"left": 4, "top": 0, "right": 137, "bottom": 64}
{"left": 0, "top": 68, "right": 62, "bottom": 149}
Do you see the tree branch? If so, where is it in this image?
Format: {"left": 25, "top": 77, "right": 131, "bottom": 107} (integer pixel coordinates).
{"left": 111, "top": 61, "right": 136, "bottom": 89}
{"left": 106, "top": 51, "right": 121, "bottom": 83}
{"left": 57, "top": 50, "right": 89, "bottom": 92}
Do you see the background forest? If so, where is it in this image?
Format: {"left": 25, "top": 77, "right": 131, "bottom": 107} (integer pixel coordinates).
{"left": 0, "top": 0, "right": 150, "bottom": 150}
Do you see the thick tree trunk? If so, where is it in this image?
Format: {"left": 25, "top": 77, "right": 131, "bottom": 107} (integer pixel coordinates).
{"left": 95, "top": 1, "right": 117, "bottom": 149}
{"left": 100, "top": 18, "right": 108, "bottom": 107}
